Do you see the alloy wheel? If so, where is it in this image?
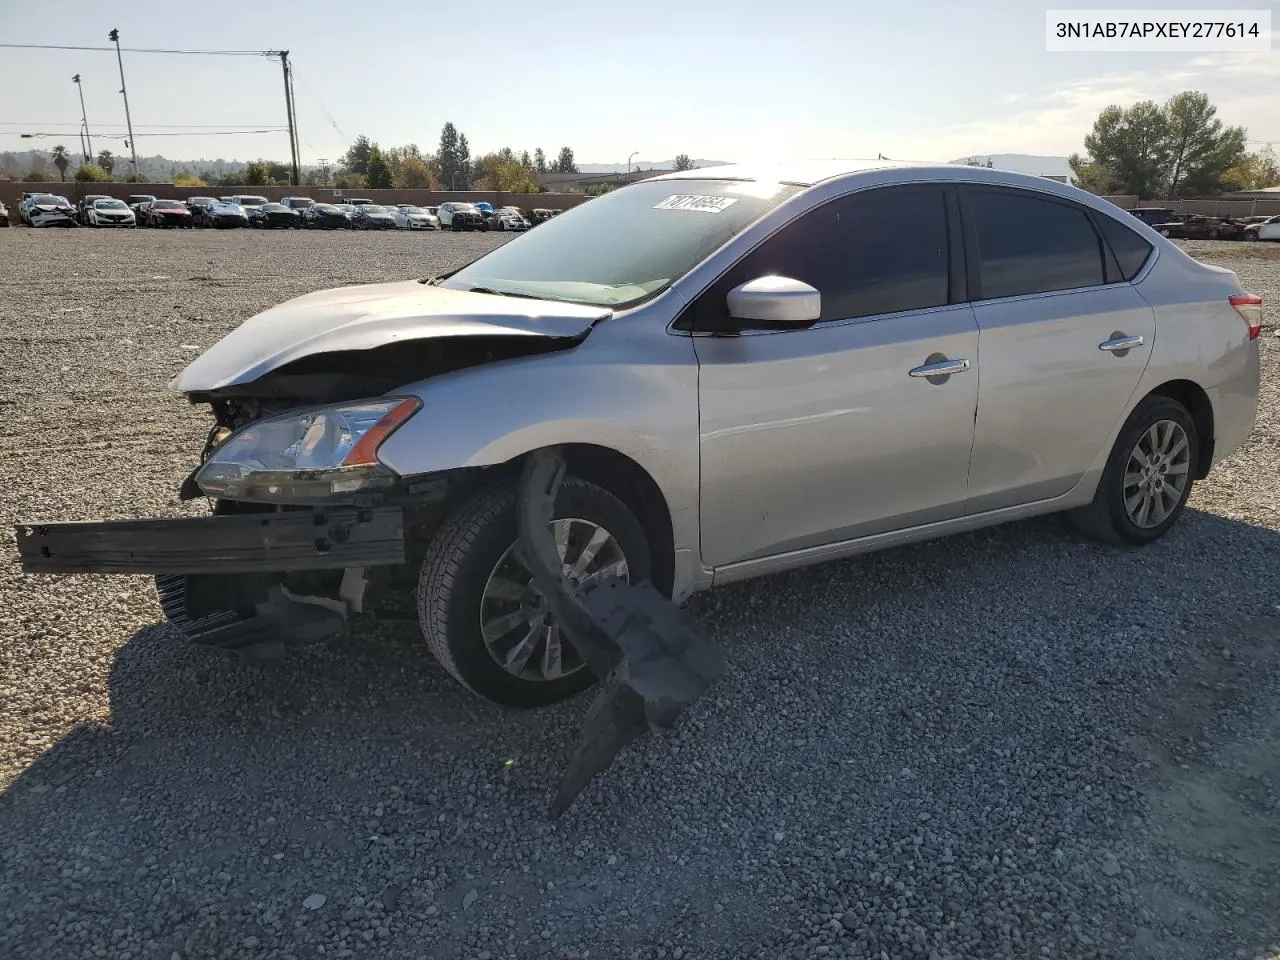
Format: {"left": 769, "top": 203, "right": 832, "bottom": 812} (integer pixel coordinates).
{"left": 1123, "top": 419, "right": 1191, "bottom": 528}
{"left": 478, "top": 518, "right": 630, "bottom": 682}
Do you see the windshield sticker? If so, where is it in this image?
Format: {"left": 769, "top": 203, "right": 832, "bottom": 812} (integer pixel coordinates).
{"left": 653, "top": 194, "right": 739, "bottom": 213}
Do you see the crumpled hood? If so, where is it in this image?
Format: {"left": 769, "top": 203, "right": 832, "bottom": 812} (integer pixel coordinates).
{"left": 171, "top": 280, "right": 612, "bottom": 391}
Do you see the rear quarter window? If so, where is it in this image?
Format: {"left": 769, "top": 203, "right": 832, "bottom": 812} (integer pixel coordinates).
{"left": 1096, "top": 214, "right": 1154, "bottom": 281}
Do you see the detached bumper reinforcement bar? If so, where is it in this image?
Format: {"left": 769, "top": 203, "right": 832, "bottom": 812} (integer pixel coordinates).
{"left": 13, "top": 507, "right": 406, "bottom": 575}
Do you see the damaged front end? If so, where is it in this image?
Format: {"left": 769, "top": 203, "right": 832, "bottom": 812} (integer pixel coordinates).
{"left": 14, "top": 279, "right": 606, "bottom": 655}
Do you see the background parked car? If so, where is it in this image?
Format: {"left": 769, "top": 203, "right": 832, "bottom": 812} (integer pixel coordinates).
{"left": 1242, "top": 215, "right": 1280, "bottom": 242}
{"left": 75, "top": 194, "right": 111, "bottom": 225}
{"left": 21, "top": 194, "right": 77, "bottom": 228}
{"left": 484, "top": 205, "right": 530, "bottom": 231}
{"left": 393, "top": 205, "right": 439, "bottom": 230}
{"left": 1128, "top": 207, "right": 1179, "bottom": 227}
{"left": 529, "top": 208, "right": 556, "bottom": 227}
{"left": 144, "top": 200, "right": 193, "bottom": 229}
{"left": 351, "top": 204, "right": 397, "bottom": 230}
{"left": 228, "top": 195, "right": 269, "bottom": 214}
{"left": 280, "top": 196, "right": 315, "bottom": 212}
{"left": 1153, "top": 215, "right": 1246, "bottom": 240}
{"left": 126, "top": 194, "right": 157, "bottom": 218}
{"left": 0, "top": 200, "right": 9, "bottom": 226}
{"left": 202, "top": 201, "right": 249, "bottom": 229}
{"left": 85, "top": 197, "right": 136, "bottom": 227}
{"left": 437, "top": 201, "right": 485, "bottom": 231}
{"left": 473, "top": 201, "right": 495, "bottom": 217}
{"left": 247, "top": 202, "right": 302, "bottom": 229}
{"left": 344, "top": 197, "right": 373, "bottom": 207}
{"left": 303, "top": 203, "right": 352, "bottom": 229}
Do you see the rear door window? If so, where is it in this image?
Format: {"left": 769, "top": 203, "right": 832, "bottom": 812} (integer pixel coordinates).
{"left": 964, "top": 187, "right": 1106, "bottom": 299}
{"left": 1095, "top": 214, "right": 1154, "bottom": 281}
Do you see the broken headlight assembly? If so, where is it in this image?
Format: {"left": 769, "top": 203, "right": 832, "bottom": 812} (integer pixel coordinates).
{"left": 195, "top": 398, "right": 420, "bottom": 503}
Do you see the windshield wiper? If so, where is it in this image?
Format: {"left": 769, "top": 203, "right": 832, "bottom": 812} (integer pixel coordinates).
{"left": 463, "top": 286, "right": 545, "bottom": 300}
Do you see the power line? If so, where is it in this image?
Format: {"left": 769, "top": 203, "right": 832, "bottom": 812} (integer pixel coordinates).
{"left": 0, "top": 43, "right": 269, "bottom": 55}
{"left": 289, "top": 66, "right": 351, "bottom": 146}
{"left": 15, "top": 129, "right": 288, "bottom": 140}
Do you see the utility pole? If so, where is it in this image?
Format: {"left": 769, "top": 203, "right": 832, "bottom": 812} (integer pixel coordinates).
{"left": 108, "top": 30, "right": 139, "bottom": 180}
{"left": 627, "top": 150, "right": 638, "bottom": 179}
{"left": 278, "top": 51, "right": 301, "bottom": 186}
{"left": 73, "top": 74, "right": 93, "bottom": 162}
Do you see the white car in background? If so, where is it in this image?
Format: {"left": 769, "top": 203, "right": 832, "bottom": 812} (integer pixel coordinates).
{"left": 21, "top": 194, "right": 77, "bottom": 227}
{"left": 85, "top": 198, "right": 136, "bottom": 227}
{"left": 393, "top": 205, "right": 439, "bottom": 230}
{"left": 1243, "top": 215, "right": 1280, "bottom": 242}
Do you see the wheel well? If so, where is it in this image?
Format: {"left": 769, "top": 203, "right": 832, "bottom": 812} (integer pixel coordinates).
{"left": 557, "top": 444, "right": 676, "bottom": 598}
{"left": 1149, "top": 379, "right": 1214, "bottom": 479}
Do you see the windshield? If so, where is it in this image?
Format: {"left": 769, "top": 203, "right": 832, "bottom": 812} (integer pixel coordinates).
{"left": 453, "top": 204, "right": 478, "bottom": 213}
{"left": 34, "top": 195, "right": 63, "bottom": 205}
{"left": 500, "top": 207, "right": 522, "bottom": 216}
{"left": 441, "top": 179, "right": 803, "bottom": 307}
{"left": 95, "top": 199, "right": 127, "bottom": 209}
{"left": 401, "top": 206, "right": 425, "bottom": 215}
{"left": 213, "top": 203, "right": 242, "bottom": 212}
{"left": 264, "top": 204, "right": 290, "bottom": 212}
{"left": 363, "top": 205, "right": 388, "bottom": 214}
{"left": 152, "top": 201, "right": 184, "bottom": 210}
{"left": 237, "top": 197, "right": 267, "bottom": 206}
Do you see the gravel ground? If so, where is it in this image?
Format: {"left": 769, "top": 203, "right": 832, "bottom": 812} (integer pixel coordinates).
{"left": 1, "top": 230, "right": 1279, "bottom": 960}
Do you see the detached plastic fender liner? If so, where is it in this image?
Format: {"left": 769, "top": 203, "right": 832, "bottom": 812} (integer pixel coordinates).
{"left": 13, "top": 507, "right": 406, "bottom": 575}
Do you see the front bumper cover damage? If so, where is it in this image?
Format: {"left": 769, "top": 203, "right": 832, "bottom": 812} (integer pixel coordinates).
{"left": 15, "top": 508, "right": 405, "bottom": 658}
{"left": 13, "top": 452, "right": 725, "bottom": 817}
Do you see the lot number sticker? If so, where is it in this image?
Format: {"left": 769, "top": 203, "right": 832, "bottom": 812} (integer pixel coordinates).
{"left": 653, "top": 194, "right": 739, "bottom": 213}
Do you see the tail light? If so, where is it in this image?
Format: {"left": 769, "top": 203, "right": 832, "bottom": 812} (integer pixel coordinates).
{"left": 1229, "top": 294, "right": 1262, "bottom": 340}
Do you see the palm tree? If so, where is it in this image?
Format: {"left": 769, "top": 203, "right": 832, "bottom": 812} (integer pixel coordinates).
{"left": 96, "top": 150, "right": 115, "bottom": 175}
{"left": 51, "top": 145, "right": 71, "bottom": 181}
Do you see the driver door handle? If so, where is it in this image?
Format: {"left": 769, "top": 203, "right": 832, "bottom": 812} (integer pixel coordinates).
{"left": 909, "top": 358, "right": 971, "bottom": 378}
{"left": 1099, "top": 335, "right": 1145, "bottom": 352}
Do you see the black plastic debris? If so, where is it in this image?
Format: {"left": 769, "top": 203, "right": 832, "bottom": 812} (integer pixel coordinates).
{"left": 514, "top": 448, "right": 726, "bottom": 818}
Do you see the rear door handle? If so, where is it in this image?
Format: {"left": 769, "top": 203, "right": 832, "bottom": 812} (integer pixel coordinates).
{"left": 1099, "top": 335, "right": 1145, "bottom": 352}
{"left": 909, "top": 358, "right": 971, "bottom": 378}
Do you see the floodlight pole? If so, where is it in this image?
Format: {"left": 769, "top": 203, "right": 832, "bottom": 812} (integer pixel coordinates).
{"left": 108, "top": 30, "right": 139, "bottom": 179}
{"left": 73, "top": 74, "right": 93, "bottom": 162}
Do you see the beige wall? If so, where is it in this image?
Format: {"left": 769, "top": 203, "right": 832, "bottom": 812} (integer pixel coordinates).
{"left": 0, "top": 181, "right": 588, "bottom": 217}
{"left": 1101, "top": 194, "right": 1280, "bottom": 217}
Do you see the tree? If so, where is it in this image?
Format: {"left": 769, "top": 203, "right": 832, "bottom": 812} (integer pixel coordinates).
{"left": 519, "top": 150, "right": 532, "bottom": 169}
{"left": 585, "top": 183, "right": 618, "bottom": 196}
{"left": 962, "top": 156, "right": 993, "bottom": 168}
{"left": 51, "top": 145, "right": 71, "bottom": 181}
{"left": 173, "top": 171, "right": 208, "bottom": 187}
{"left": 1071, "top": 91, "right": 1246, "bottom": 198}
{"left": 553, "top": 147, "right": 578, "bottom": 174}
{"left": 396, "top": 155, "right": 433, "bottom": 188}
{"left": 1223, "top": 146, "right": 1280, "bottom": 192}
{"left": 74, "top": 162, "right": 113, "bottom": 182}
{"left": 533, "top": 147, "right": 547, "bottom": 174}
{"left": 96, "top": 150, "right": 115, "bottom": 175}
{"left": 263, "top": 160, "right": 291, "bottom": 184}
{"left": 366, "top": 145, "right": 393, "bottom": 189}
{"left": 437, "top": 122, "right": 468, "bottom": 190}
{"left": 242, "top": 160, "right": 269, "bottom": 186}
{"left": 473, "top": 153, "right": 540, "bottom": 193}
{"left": 26, "top": 162, "right": 50, "bottom": 182}
{"left": 340, "top": 135, "right": 373, "bottom": 176}
{"left": 672, "top": 154, "right": 696, "bottom": 171}
{"left": 457, "top": 134, "right": 472, "bottom": 189}
{"left": 1163, "top": 91, "right": 1246, "bottom": 197}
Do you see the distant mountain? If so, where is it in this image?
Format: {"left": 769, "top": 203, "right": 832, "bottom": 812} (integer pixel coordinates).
{"left": 578, "top": 158, "right": 731, "bottom": 174}
{"left": 951, "top": 153, "right": 1074, "bottom": 180}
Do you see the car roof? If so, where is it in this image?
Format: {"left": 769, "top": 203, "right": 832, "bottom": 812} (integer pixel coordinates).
{"left": 651, "top": 158, "right": 1073, "bottom": 192}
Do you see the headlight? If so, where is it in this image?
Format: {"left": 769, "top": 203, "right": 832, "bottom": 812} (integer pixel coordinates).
{"left": 195, "top": 398, "right": 420, "bottom": 503}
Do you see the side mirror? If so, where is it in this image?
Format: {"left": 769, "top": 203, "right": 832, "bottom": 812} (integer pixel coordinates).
{"left": 726, "top": 276, "right": 821, "bottom": 326}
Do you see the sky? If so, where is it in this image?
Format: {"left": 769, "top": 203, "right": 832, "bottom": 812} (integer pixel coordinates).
{"left": 2, "top": 0, "right": 1277, "bottom": 168}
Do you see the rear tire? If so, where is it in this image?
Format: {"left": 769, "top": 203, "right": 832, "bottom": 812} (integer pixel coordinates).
{"left": 1070, "top": 395, "right": 1198, "bottom": 547}
{"left": 418, "top": 477, "right": 651, "bottom": 707}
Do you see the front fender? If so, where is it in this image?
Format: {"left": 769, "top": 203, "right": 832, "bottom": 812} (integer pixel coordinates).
{"left": 374, "top": 326, "right": 703, "bottom": 588}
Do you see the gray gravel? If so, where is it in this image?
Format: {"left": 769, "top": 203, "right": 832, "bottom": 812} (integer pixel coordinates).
{"left": 2, "top": 230, "right": 1279, "bottom": 960}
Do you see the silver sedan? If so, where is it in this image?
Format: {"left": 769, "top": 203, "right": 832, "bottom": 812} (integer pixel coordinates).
{"left": 15, "top": 160, "right": 1263, "bottom": 708}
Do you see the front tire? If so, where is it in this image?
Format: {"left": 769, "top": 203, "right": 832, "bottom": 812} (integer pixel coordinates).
{"left": 1070, "top": 395, "right": 1198, "bottom": 547}
{"left": 418, "top": 477, "right": 651, "bottom": 707}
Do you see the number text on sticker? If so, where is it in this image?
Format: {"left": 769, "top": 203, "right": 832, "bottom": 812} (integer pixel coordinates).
{"left": 653, "top": 195, "right": 740, "bottom": 214}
